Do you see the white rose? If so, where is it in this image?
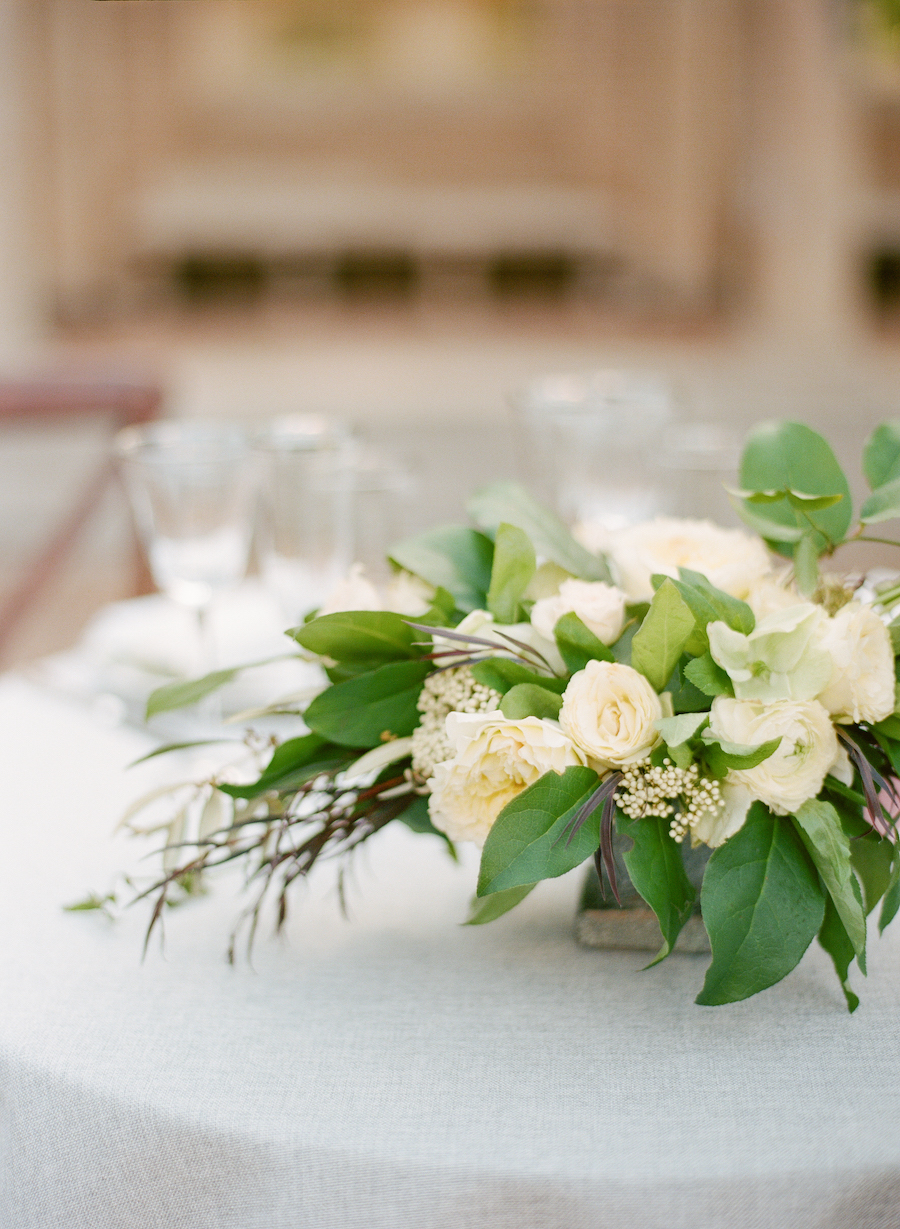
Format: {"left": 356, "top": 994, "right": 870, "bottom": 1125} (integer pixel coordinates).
{"left": 531, "top": 579, "right": 627, "bottom": 646}
{"left": 383, "top": 570, "right": 435, "bottom": 617}
{"left": 708, "top": 696, "right": 838, "bottom": 816}
{"left": 560, "top": 660, "right": 662, "bottom": 767}
{"left": 601, "top": 517, "right": 771, "bottom": 602}
{"left": 427, "top": 711, "right": 587, "bottom": 846}
{"left": 318, "top": 563, "right": 382, "bottom": 616}
{"left": 745, "top": 575, "right": 802, "bottom": 620}
{"left": 816, "top": 601, "right": 895, "bottom": 725}
{"left": 433, "top": 609, "right": 564, "bottom": 674}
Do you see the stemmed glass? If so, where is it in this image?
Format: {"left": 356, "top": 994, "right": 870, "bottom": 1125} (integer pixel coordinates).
{"left": 115, "top": 420, "right": 258, "bottom": 683}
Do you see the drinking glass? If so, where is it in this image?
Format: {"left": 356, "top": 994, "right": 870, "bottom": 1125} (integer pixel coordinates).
{"left": 512, "top": 369, "right": 676, "bottom": 529}
{"left": 115, "top": 420, "right": 257, "bottom": 676}
{"left": 254, "top": 415, "right": 354, "bottom": 623}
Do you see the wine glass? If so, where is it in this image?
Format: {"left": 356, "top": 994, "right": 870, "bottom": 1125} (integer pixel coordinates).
{"left": 115, "top": 420, "right": 258, "bottom": 682}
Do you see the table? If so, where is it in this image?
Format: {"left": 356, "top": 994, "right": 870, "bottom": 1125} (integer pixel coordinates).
{"left": 2, "top": 673, "right": 900, "bottom": 1229}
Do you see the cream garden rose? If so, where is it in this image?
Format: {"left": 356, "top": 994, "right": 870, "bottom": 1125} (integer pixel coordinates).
{"left": 708, "top": 696, "right": 839, "bottom": 816}
{"left": 560, "top": 660, "right": 663, "bottom": 767}
{"left": 594, "top": 517, "right": 772, "bottom": 602}
{"left": 530, "top": 579, "right": 627, "bottom": 646}
{"left": 816, "top": 601, "right": 895, "bottom": 724}
{"left": 427, "top": 711, "right": 587, "bottom": 846}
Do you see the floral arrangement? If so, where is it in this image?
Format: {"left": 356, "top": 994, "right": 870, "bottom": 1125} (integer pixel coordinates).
{"left": 123, "top": 420, "right": 900, "bottom": 1010}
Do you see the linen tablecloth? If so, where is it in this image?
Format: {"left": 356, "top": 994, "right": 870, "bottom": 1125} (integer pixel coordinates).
{"left": 1, "top": 673, "right": 899, "bottom": 1229}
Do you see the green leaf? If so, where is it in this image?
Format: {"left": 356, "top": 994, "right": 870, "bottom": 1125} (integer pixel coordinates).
{"left": 499, "top": 683, "right": 563, "bottom": 720}
{"left": 145, "top": 668, "right": 240, "bottom": 718}
{"left": 128, "top": 738, "right": 236, "bottom": 766}
{"left": 477, "top": 765, "right": 601, "bottom": 894}
{"left": 655, "top": 712, "right": 708, "bottom": 748}
{"left": 467, "top": 481, "right": 611, "bottom": 582}
{"left": 793, "top": 799, "right": 867, "bottom": 962}
{"left": 860, "top": 476, "right": 900, "bottom": 525}
{"left": 397, "top": 794, "right": 458, "bottom": 858}
{"left": 389, "top": 526, "right": 494, "bottom": 612}
{"left": 672, "top": 569, "right": 755, "bottom": 637}
{"left": 630, "top": 579, "right": 696, "bottom": 692}
{"left": 470, "top": 658, "right": 567, "bottom": 696}
{"left": 553, "top": 611, "right": 614, "bottom": 673}
{"left": 683, "top": 653, "right": 734, "bottom": 698}
{"left": 818, "top": 899, "right": 860, "bottom": 1013}
{"left": 290, "top": 610, "right": 422, "bottom": 663}
{"left": 849, "top": 833, "right": 895, "bottom": 915}
{"left": 303, "top": 660, "right": 431, "bottom": 748}
{"left": 486, "top": 522, "right": 536, "bottom": 624}
{"left": 218, "top": 733, "right": 347, "bottom": 799}
{"left": 696, "top": 804, "right": 825, "bottom": 1006}
{"left": 794, "top": 530, "right": 820, "bottom": 597}
{"left": 730, "top": 498, "right": 806, "bottom": 546}
{"left": 738, "top": 421, "right": 852, "bottom": 554}
{"left": 667, "top": 656, "right": 713, "bottom": 713}
{"left": 879, "top": 851, "right": 900, "bottom": 933}
{"left": 873, "top": 714, "right": 900, "bottom": 742}
{"left": 701, "top": 733, "right": 781, "bottom": 775}
{"left": 863, "top": 420, "right": 900, "bottom": 489}
{"left": 617, "top": 812, "right": 697, "bottom": 965}
{"left": 465, "top": 883, "right": 535, "bottom": 925}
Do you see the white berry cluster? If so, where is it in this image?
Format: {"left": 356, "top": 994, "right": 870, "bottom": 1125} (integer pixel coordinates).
{"left": 410, "top": 667, "right": 501, "bottom": 781}
{"left": 614, "top": 758, "right": 724, "bottom": 844}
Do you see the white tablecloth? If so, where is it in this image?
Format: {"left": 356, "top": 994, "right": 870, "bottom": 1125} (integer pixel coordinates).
{"left": 1, "top": 674, "right": 900, "bottom": 1229}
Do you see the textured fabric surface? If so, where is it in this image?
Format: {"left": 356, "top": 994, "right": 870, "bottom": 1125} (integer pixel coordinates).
{"left": 1, "top": 675, "right": 900, "bottom": 1228}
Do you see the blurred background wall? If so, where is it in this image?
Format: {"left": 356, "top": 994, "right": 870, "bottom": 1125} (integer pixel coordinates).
{"left": 7, "top": 0, "right": 900, "bottom": 664}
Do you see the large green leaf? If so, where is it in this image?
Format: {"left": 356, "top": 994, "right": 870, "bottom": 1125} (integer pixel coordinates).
{"left": 683, "top": 653, "right": 734, "bottom": 698}
{"left": 465, "top": 883, "right": 535, "bottom": 924}
{"left": 630, "top": 579, "right": 696, "bottom": 692}
{"left": 793, "top": 799, "right": 867, "bottom": 963}
{"left": 818, "top": 899, "right": 860, "bottom": 1013}
{"left": 290, "top": 610, "right": 422, "bottom": 662}
{"left": 303, "top": 660, "right": 431, "bottom": 747}
{"left": 553, "top": 611, "right": 614, "bottom": 673}
{"left": 863, "top": 420, "right": 900, "bottom": 489}
{"left": 617, "top": 812, "right": 697, "bottom": 965}
{"left": 467, "top": 481, "right": 611, "bottom": 582}
{"left": 486, "top": 522, "right": 536, "bottom": 624}
{"left": 389, "top": 526, "right": 494, "bottom": 612}
{"left": 738, "top": 421, "right": 852, "bottom": 554}
{"left": 499, "top": 683, "right": 563, "bottom": 720}
{"left": 696, "top": 804, "right": 825, "bottom": 1006}
{"left": 477, "top": 765, "right": 601, "bottom": 894}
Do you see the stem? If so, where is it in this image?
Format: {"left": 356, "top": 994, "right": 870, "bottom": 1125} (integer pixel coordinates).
{"left": 854, "top": 535, "right": 900, "bottom": 549}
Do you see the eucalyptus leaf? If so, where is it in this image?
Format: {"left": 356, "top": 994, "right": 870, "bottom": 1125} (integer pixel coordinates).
{"left": 696, "top": 804, "right": 825, "bottom": 1006}
{"left": 631, "top": 579, "right": 696, "bottom": 692}
{"left": 303, "top": 660, "right": 431, "bottom": 747}
{"left": 487, "top": 522, "right": 537, "bottom": 624}
{"left": 617, "top": 812, "right": 698, "bottom": 965}
{"left": 389, "top": 526, "right": 494, "bottom": 612}
{"left": 738, "top": 420, "right": 852, "bottom": 554}
{"left": 553, "top": 611, "right": 614, "bottom": 673}
{"left": 467, "top": 481, "right": 611, "bottom": 582}
{"left": 290, "top": 610, "right": 422, "bottom": 662}
{"left": 499, "top": 683, "right": 563, "bottom": 721}
{"left": 465, "top": 883, "right": 535, "bottom": 924}
{"left": 863, "top": 420, "right": 900, "bottom": 489}
{"left": 793, "top": 799, "right": 867, "bottom": 962}
{"left": 860, "top": 475, "right": 900, "bottom": 525}
{"left": 477, "top": 765, "right": 601, "bottom": 895}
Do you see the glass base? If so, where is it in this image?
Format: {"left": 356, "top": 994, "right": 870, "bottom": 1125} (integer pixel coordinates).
{"left": 574, "top": 845, "right": 711, "bottom": 955}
